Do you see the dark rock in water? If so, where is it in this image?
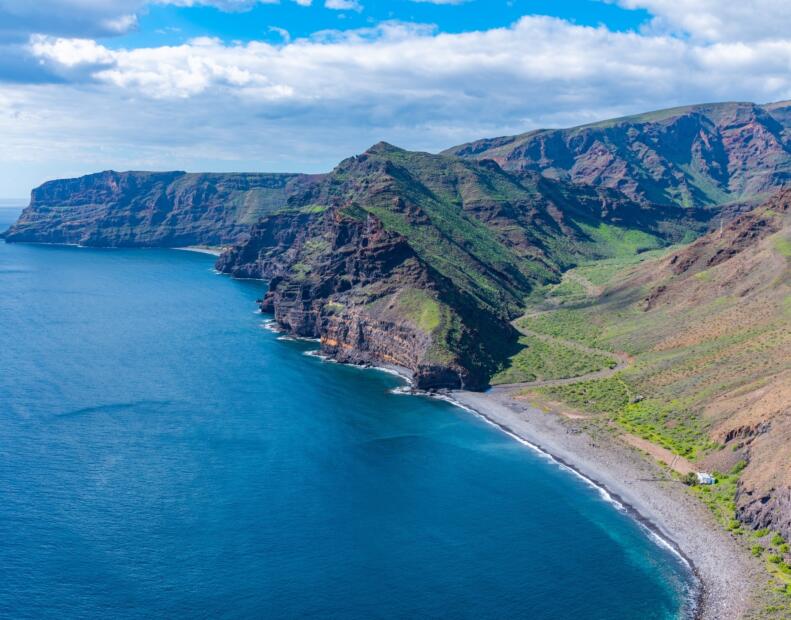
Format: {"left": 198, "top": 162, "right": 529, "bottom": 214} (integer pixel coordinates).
{"left": 2, "top": 170, "right": 320, "bottom": 247}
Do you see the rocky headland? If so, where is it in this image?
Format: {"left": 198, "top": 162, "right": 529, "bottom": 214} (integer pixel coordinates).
{"left": 3, "top": 100, "right": 791, "bottom": 616}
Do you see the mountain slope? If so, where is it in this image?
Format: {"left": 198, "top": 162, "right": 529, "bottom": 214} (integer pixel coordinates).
{"left": 2, "top": 170, "right": 318, "bottom": 247}
{"left": 216, "top": 143, "right": 703, "bottom": 389}
{"left": 519, "top": 189, "right": 790, "bottom": 541}
{"left": 446, "top": 101, "right": 791, "bottom": 211}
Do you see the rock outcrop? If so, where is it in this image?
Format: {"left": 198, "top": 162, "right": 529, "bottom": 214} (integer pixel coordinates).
{"left": 218, "top": 207, "right": 514, "bottom": 389}
{"left": 217, "top": 143, "right": 701, "bottom": 390}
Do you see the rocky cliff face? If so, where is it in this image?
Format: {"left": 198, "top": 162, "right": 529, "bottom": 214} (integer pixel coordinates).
{"left": 217, "top": 205, "right": 512, "bottom": 390}
{"left": 446, "top": 101, "right": 791, "bottom": 210}
{"left": 2, "top": 170, "right": 318, "bottom": 247}
{"left": 217, "top": 143, "right": 700, "bottom": 390}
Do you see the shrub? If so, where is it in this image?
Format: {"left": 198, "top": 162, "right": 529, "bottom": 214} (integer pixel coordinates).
{"left": 682, "top": 472, "right": 698, "bottom": 486}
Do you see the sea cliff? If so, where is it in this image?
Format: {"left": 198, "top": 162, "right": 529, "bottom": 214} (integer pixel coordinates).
{"left": 2, "top": 170, "right": 318, "bottom": 247}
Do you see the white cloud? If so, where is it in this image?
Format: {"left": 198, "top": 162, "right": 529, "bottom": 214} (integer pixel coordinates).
{"left": 325, "top": 0, "right": 362, "bottom": 11}
{"left": 30, "top": 34, "right": 114, "bottom": 67}
{"left": 0, "top": 0, "right": 316, "bottom": 44}
{"left": 3, "top": 5, "right": 791, "bottom": 195}
{"left": 613, "top": 0, "right": 791, "bottom": 42}
{"left": 27, "top": 17, "right": 791, "bottom": 105}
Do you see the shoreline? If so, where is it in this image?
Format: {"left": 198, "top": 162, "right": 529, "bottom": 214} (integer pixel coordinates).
{"left": 269, "top": 318, "right": 763, "bottom": 618}
{"left": 174, "top": 245, "right": 225, "bottom": 256}
{"left": 445, "top": 388, "right": 762, "bottom": 620}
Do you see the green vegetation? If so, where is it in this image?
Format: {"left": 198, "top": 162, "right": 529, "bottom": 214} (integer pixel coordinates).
{"left": 573, "top": 221, "right": 664, "bottom": 258}
{"left": 339, "top": 203, "right": 368, "bottom": 221}
{"left": 290, "top": 262, "right": 311, "bottom": 281}
{"left": 541, "top": 277, "right": 588, "bottom": 305}
{"left": 536, "top": 375, "right": 630, "bottom": 414}
{"left": 571, "top": 250, "right": 667, "bottom": 286}
{"left": 327, "top": 146, "right": 691, "bottom": 325}
{"left": 618, "top": 399, "right": 716, "bottom": 459}
{"left": 490, "top": 334, "right": 616, "bottom": 385}
{"left": 772, "top": 233, "right": 791, "bottom": 257}
{"left": 397, "top": 289, "right": 442, "bottom": 333}
{"left": 690, "top": 470, "right": 739, "bottom": 530}
{"left": 537, "top": 375, "right": 716, "bottom": 459}
{"left": 518, "top": 309, "right": 604, "bottom": 348}
{"left": 297, "top": 204, "right": 330, "bottom": 214}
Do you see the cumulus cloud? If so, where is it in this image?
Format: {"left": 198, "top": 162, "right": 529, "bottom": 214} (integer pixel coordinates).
{"left": 3, "top": 2, "right": 791, "bottom": 195}
{"left": 613, "top": 0, "right": 791, "bottom": 42}
{"left": 324, "top": 0, "right": 362, "bottom": 11}
{"left": 0, "top": 1, "right": 142, "bottom": 41}
{"left": 0, "top": 0, "right": 315, "bottom": 44}
{"left": 27, "top": 17, "right": 791, "bottom": 105}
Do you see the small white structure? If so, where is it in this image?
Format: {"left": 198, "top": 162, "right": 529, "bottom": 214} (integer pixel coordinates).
{"left": 696, "top": 472, "right": 716, "bottom": 485}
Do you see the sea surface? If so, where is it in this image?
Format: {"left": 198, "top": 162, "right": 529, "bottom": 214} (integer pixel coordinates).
{"left": 0, "top": 205, "right": 694, "bottom": 619}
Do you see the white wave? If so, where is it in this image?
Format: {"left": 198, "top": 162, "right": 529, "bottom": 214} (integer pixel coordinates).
{"left": 261, "top": 320, "right": 281, "bottom": 334}
{"left": 278, "top": 334, "right": 321, "bottom": 343}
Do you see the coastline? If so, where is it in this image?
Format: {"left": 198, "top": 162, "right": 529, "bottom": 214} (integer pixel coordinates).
{"left": 266, "top": 316, "right": 765, "bottom": 618}
{"left": 446, "top": 388, "right": 763, "bottom": 620}
{"left": 175, "top": 245, "right": 225, "bottom": 256}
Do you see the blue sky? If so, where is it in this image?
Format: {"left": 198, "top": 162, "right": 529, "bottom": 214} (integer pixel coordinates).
{"left": 111, "top": 1, "right": 651, "bottom": 48}
{"left": 1, "top": 0, "right": 790, "bottom": 197}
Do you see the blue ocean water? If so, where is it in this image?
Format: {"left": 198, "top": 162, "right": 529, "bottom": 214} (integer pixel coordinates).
{"left": 0, "top": 206, "right": 693, "bottom": 619}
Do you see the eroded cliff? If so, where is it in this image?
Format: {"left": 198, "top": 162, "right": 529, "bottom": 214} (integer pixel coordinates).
{"left": 217, "top": 143, "right": 700, "bottom": 390}
{"left": 2, "top": 170, "right": 318, "bottom": 247}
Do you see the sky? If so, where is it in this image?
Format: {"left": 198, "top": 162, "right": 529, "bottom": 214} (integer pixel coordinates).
{"left": 1, "top": 0, "right": 791, "bottom": 197}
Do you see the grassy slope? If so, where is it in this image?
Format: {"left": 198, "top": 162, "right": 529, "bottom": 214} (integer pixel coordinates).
{"left": 340, "top": 146, "right": 698, "bottom": 314}
{"left": 345, "top": 147, "right": 706, "bottom": 377}
{"left": 509, "top": 198, "right": 791, "bottom": 612}
{"left": 267, "top": 144, "right": 703, "bottom": 385}
{"left": 490, "top": 334, "right": 616, "bottom": 385}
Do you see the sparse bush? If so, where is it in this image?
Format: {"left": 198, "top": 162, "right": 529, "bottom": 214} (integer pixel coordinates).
{"left": 491, "top": 334, "right": 616, "bottom": 385}
{"left": 682, "top": 472, "right": 698, "bottom": 486}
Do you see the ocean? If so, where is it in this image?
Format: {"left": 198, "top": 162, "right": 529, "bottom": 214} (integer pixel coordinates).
{"left": 0, "top": 205, "right": 693, "bottom": 619}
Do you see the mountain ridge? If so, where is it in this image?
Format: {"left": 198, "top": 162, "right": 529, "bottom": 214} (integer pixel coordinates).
{"left": 216, "top": 144, "right": 698, "bottom": 389}
{"left": 446, "top": 100, "right": 791, "bottom": 211}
